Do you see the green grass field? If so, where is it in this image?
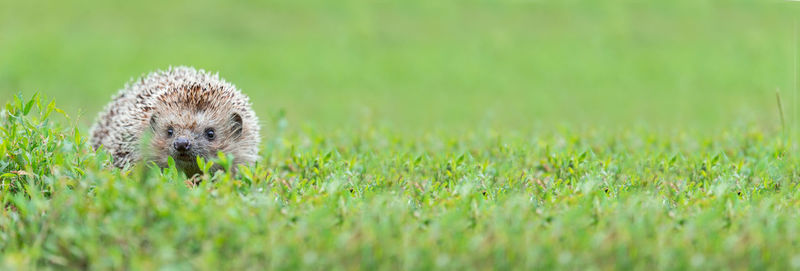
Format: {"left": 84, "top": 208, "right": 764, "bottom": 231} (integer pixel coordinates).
{"left": 3, "top": 0, "right": 800, "bottom": 269}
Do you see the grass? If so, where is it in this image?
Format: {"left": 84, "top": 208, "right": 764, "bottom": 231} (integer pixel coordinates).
{"left": 0, "top": 0, "right": 796, "bottom": 131}
{"left": 3, "top": 0, "right": 800, "bottom": 270}
{"left": 3, "top": 95, "right": 800, "bottom": 270}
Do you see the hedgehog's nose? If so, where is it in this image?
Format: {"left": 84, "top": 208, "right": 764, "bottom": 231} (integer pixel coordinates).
{"left": 173, "top": 138, "right": 191, "bottom": 152}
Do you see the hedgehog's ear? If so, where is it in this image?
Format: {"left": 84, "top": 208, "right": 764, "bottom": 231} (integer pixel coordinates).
{"left": 230, "top": 113, "right": 243, "bottom": 138}
{"left": 149, "top": 114, "right": 158, "bottom": 131}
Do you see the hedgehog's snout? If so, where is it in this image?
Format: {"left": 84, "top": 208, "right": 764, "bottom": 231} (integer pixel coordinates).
{"left": 173, "top": 138, "right": 191, "bottom": 152}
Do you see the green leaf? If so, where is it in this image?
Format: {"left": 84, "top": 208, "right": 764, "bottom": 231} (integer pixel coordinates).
{"left": 22, "top": 93, "right": 38, "bottom": 116}
{"left": 43, "top": 99, "right": 56, "bottom": 119}
{"left": 0, "top": 173, "right": 16, "bottom": 179}
{"left": 197, "top": 156, "right": 206, "bottom": 172}
{"left": 167, "top": 156, "right": 176, "bottom": 169}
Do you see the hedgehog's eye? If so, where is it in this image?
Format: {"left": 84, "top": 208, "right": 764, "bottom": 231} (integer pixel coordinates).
{"left": 205, "top": 128, "right": 215, "bottom": 140}
{"left": 167, "top": 127, "right": 174, "bottom": 137}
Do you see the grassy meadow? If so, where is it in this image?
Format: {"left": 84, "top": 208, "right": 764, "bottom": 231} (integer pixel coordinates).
{"left": 2, "top": 0, "right": 800, "bottom": 269}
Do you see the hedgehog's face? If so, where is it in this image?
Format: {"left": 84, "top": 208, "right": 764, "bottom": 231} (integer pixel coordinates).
{"left": 147, "top": 108, "right": 243, "bottom": 175}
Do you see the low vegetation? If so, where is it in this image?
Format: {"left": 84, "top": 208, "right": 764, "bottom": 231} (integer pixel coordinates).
{"left": 2, "top": 95, "right": 799, "bottom": 270}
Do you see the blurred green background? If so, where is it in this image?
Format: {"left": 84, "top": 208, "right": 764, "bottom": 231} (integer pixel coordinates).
{"left": 0, "top": 0, "right": 796, "bottom": 133}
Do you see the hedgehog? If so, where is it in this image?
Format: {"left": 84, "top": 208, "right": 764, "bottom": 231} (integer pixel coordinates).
{"left": 90, "top": 66, "right": 261, "bottom": 176}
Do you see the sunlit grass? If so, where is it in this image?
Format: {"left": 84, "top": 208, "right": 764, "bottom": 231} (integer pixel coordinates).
{"left": 2, "top": 1, "right": 799, "bottom": 269}
{"left": 3, "top": 95, "right": 800, "bottom": 269}
{"left": 0, "top": 1, "right": 795, "bottom": 131}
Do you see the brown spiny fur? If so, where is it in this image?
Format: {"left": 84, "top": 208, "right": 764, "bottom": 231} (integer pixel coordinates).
{"left": 90, "top": 66, "right": 260, "bottom": 175}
